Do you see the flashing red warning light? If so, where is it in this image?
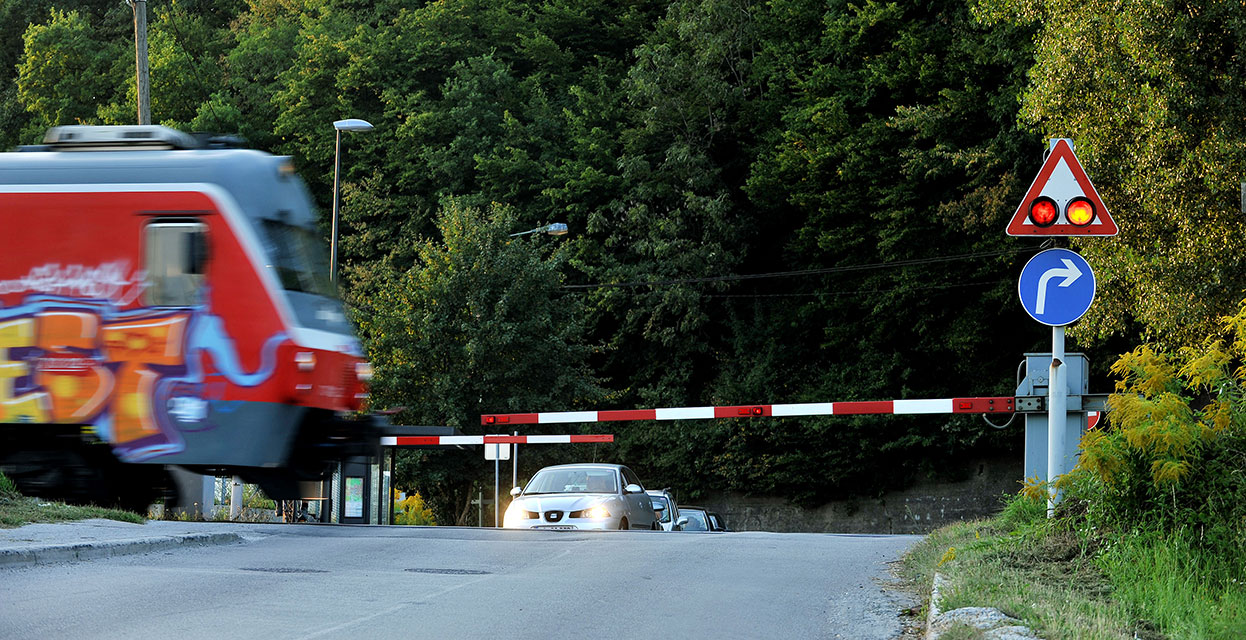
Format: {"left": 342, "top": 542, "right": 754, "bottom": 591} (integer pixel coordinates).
{"left": 1007, "top": 139, "right": 1117, "bottom": 236}
{"left": 735, "top": 406, "right": 764, "bottom": 416}
{"left": 1028, "top": 196, "right": 1058, "bottom": 227}
{"left": 1065, "top": 197, "right": 1095, "bottom": 226}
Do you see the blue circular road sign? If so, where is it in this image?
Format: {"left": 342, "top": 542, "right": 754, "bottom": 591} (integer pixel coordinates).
{"left": 1018, "top": 248, "right": 1096, "bottom": 327}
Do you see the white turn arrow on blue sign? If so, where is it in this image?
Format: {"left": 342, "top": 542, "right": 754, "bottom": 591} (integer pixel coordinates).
{"left": 1018, "top": 249, "right": 1096, "bottom": 327}
{"left": 1035, "top": 258, "right": 1083, "bottom": 315}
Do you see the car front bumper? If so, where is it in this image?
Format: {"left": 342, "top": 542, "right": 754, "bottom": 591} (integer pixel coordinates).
{"left": 503, "top": 513, "right": 622, "bottom": 530}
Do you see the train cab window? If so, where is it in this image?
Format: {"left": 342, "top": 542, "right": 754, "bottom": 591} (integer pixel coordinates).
{"left": 261, "top": 219, "right": 334, "bottom": 297}
{"left": 144, "top": 221, "right": 208, "bottom": 306}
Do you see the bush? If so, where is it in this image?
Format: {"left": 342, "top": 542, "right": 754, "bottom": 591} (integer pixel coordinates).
{"left": 0, "top": 471, "right": 19, "bottom": 499}
{"left": 394, "top": 491, "right": 437, "bottom": 526}
{"left": 997, "top": 490, "right": 1046, "bottom": 530}
{"left": 1058, "top": 300, "right": 1246, "bottom": 549}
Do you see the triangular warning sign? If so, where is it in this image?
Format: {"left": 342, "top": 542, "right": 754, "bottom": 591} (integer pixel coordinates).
{"left": 1006, "top": 139, "right": 1118, "bottom": 237}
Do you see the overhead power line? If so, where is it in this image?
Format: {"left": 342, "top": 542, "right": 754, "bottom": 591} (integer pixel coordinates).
{"left": 704, "top": 278, "right": 1011, "bottom": 299}
{"left": 562, "top": 246, "right": 1034, "bottom": 291}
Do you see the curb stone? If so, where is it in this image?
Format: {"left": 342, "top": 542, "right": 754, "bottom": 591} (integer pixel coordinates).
{"left": 0, "top": 532, "right": 243, "bottom": 569}
{"left": 925, "top": 572, "right": 948, "bottom": 640}
{"left": 925, "top": 573, "right": 1041, "bottom": 640}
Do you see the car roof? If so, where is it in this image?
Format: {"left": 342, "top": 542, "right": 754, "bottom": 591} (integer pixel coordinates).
{"left": 679, "top": 505, "right": 708, "bottom": 512}
{"left": 536, "top": 463, "right": 625, "bottom": 471}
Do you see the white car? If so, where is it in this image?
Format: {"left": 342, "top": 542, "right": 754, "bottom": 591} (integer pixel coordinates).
{"left": 504, "top": 463, "right": 659, "bottom": 530}
{"left": 646, "top": 488, "right": 681, "bottom": 531}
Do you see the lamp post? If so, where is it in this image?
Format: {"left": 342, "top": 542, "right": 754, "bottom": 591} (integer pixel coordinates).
{"left": 497, "top": 221, "right": 568, "bottom": 525}
{"left": 509, "top": 222, "right": 569, "bottom": 237}
{"left": 330, "top": 118, "right": 374, "bottom": 283}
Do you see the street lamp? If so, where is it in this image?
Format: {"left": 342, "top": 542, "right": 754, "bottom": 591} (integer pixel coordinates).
{"left": 330, "top": 118, "right": 374, "bottom": 284}
{"left": 496, "top": 219, "right": 568, "bottom": 526}
{"left": 509, "top": 222, "right": 569, "bottom": 237}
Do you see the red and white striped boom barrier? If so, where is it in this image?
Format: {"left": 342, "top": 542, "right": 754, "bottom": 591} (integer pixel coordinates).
{"left": 382, "top": 434, "right": 614, "bottom": 446}
{"left": 481, "top": 396, "right": 1016, "bottom": 425}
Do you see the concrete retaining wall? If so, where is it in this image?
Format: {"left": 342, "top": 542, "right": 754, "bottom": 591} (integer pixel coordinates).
{"left": 690, "top": 456, "right": 1022, "bottom": 534}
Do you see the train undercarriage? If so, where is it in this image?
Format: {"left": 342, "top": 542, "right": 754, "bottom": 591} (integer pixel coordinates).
{"left": 0, "top": 411, "right": 381, "bottom": 515}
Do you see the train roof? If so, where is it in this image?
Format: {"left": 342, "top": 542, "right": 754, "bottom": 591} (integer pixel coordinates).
{"left": 0, "top": 125, "right": 318, "bottom": 228}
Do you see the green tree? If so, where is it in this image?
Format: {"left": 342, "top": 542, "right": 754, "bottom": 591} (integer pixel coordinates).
{"left": 17, "top": 9, "right": 129, "bottom": 133}
{"left": 192, "top": 0, "right": 304, "bottom": 149}
{"left": 977, "top": 0, "right": 1246, "bottom": 348}
{"left": 349, "top": 200, "right": 602, "bottom": 523}
{"left": 574, "top": 0, "right": 759, "bottom": 409}
{"left": 140, "top": 0, "right": 239, "bottom": 129}
{"left": 271, "top": 0, "right": 662, "bottom": 268}
{"left": 2, "top": 0, "right": 131, "bottom": 147}
{"left": 6, "top": 0, "right": 1165, "bottom": 512}
{"left": 635, "top": 0, "right": 1046, "bottom": 499}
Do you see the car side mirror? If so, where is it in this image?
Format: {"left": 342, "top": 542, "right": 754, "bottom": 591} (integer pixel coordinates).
{"left": 624, "top": 483, "right": 643, "bottom": 494}
{"left": 675, "top": 517, "right": 688, "bottom": 530}
{"left": 509, "top": 486, "right": 522, "bottom": 497}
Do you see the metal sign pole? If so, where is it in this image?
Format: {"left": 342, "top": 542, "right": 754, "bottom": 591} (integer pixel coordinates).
{"left": 494, "top": 457, "right": 500, "bottom": 528}
{"left": 512, "top": 431, "right": 518, "bottom": 490}
{"left": 1047, "top": 325, "right": 1067, "bottom": 517}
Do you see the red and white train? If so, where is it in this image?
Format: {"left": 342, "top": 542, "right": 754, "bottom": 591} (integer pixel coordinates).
{"left": 0, "top": 125, "right": 374, "bottom": 510}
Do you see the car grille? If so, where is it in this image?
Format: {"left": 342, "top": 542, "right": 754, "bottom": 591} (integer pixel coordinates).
{"left": 544, "top": 510, "right": 564, "bottom": 522}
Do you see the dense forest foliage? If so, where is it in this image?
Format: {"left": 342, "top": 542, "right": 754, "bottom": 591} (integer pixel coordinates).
{"left": 6, "top": 0, "right": 1246, "bottom": 524}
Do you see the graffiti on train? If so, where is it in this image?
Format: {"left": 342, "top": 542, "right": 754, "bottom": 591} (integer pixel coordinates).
{"left": 0, "top": 292, "right": 285, "bottom": 462}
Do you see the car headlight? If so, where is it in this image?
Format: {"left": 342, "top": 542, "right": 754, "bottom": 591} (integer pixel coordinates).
{"left": 506, "top": 503, "right": 539, "bottom": 520}
{"left": 571, "top": 505, "right": 611, "bottom": 519}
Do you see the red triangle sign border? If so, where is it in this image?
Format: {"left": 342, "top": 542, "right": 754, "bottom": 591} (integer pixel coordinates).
{"left": 1006, "top": 139, "right": 1118, "bottom": 237}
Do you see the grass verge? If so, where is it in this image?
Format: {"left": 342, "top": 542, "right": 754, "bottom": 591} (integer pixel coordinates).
{"left": 899, "top": 495, "right": 1245, "bottom": 639}
{"left": 0, "top": 472, "right": 144, "bottom": 529}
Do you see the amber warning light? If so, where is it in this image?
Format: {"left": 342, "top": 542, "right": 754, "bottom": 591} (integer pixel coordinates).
{"left": 1065, "top": 197, "right": 1095, "bottom": 226}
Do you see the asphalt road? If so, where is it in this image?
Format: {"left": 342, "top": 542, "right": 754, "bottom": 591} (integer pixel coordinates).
{"left": 0, "top": 524, "right": 920, "bottom": 640}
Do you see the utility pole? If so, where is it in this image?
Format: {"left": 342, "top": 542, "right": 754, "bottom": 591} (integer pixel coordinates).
{"left": 131, "top": 0, "right": 151, "bottom": 125}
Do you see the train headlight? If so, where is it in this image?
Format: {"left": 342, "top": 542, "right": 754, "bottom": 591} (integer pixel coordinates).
{"left": 295, "top": 352, "right": 316, "bottom": 372}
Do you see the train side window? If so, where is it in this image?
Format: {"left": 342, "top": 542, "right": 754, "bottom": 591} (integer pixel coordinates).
{"left": 144, "top": 221, "right": 208, "bottom": 306}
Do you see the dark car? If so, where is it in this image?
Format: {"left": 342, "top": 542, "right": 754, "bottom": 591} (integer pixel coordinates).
{"left": 675, "top": 506, "right": 712, "bottom": 532}
{"left": 708, "top": 511, "right": 729, "bottom": 532}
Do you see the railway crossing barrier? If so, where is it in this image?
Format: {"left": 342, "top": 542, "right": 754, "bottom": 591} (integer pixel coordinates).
{"left": 480, "top": 354, "right": 1109, "bottom": 513}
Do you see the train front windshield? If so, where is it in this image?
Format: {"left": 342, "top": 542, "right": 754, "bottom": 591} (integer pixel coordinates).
{"left": 262, "top": 220, "right": 335, "bottom": 297}
{"left": 260, "top": 220, "right": 355, "bottom": 337}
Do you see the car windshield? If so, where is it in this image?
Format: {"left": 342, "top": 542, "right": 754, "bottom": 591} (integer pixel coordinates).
{"left": 682, "top": 510, "right": 709, "bottom": 531}
{"left": 651, "top": 496, "right": 671, "bottom": 522}
{"left": 524, "top": 468, "right": 617, "bottom": 494}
